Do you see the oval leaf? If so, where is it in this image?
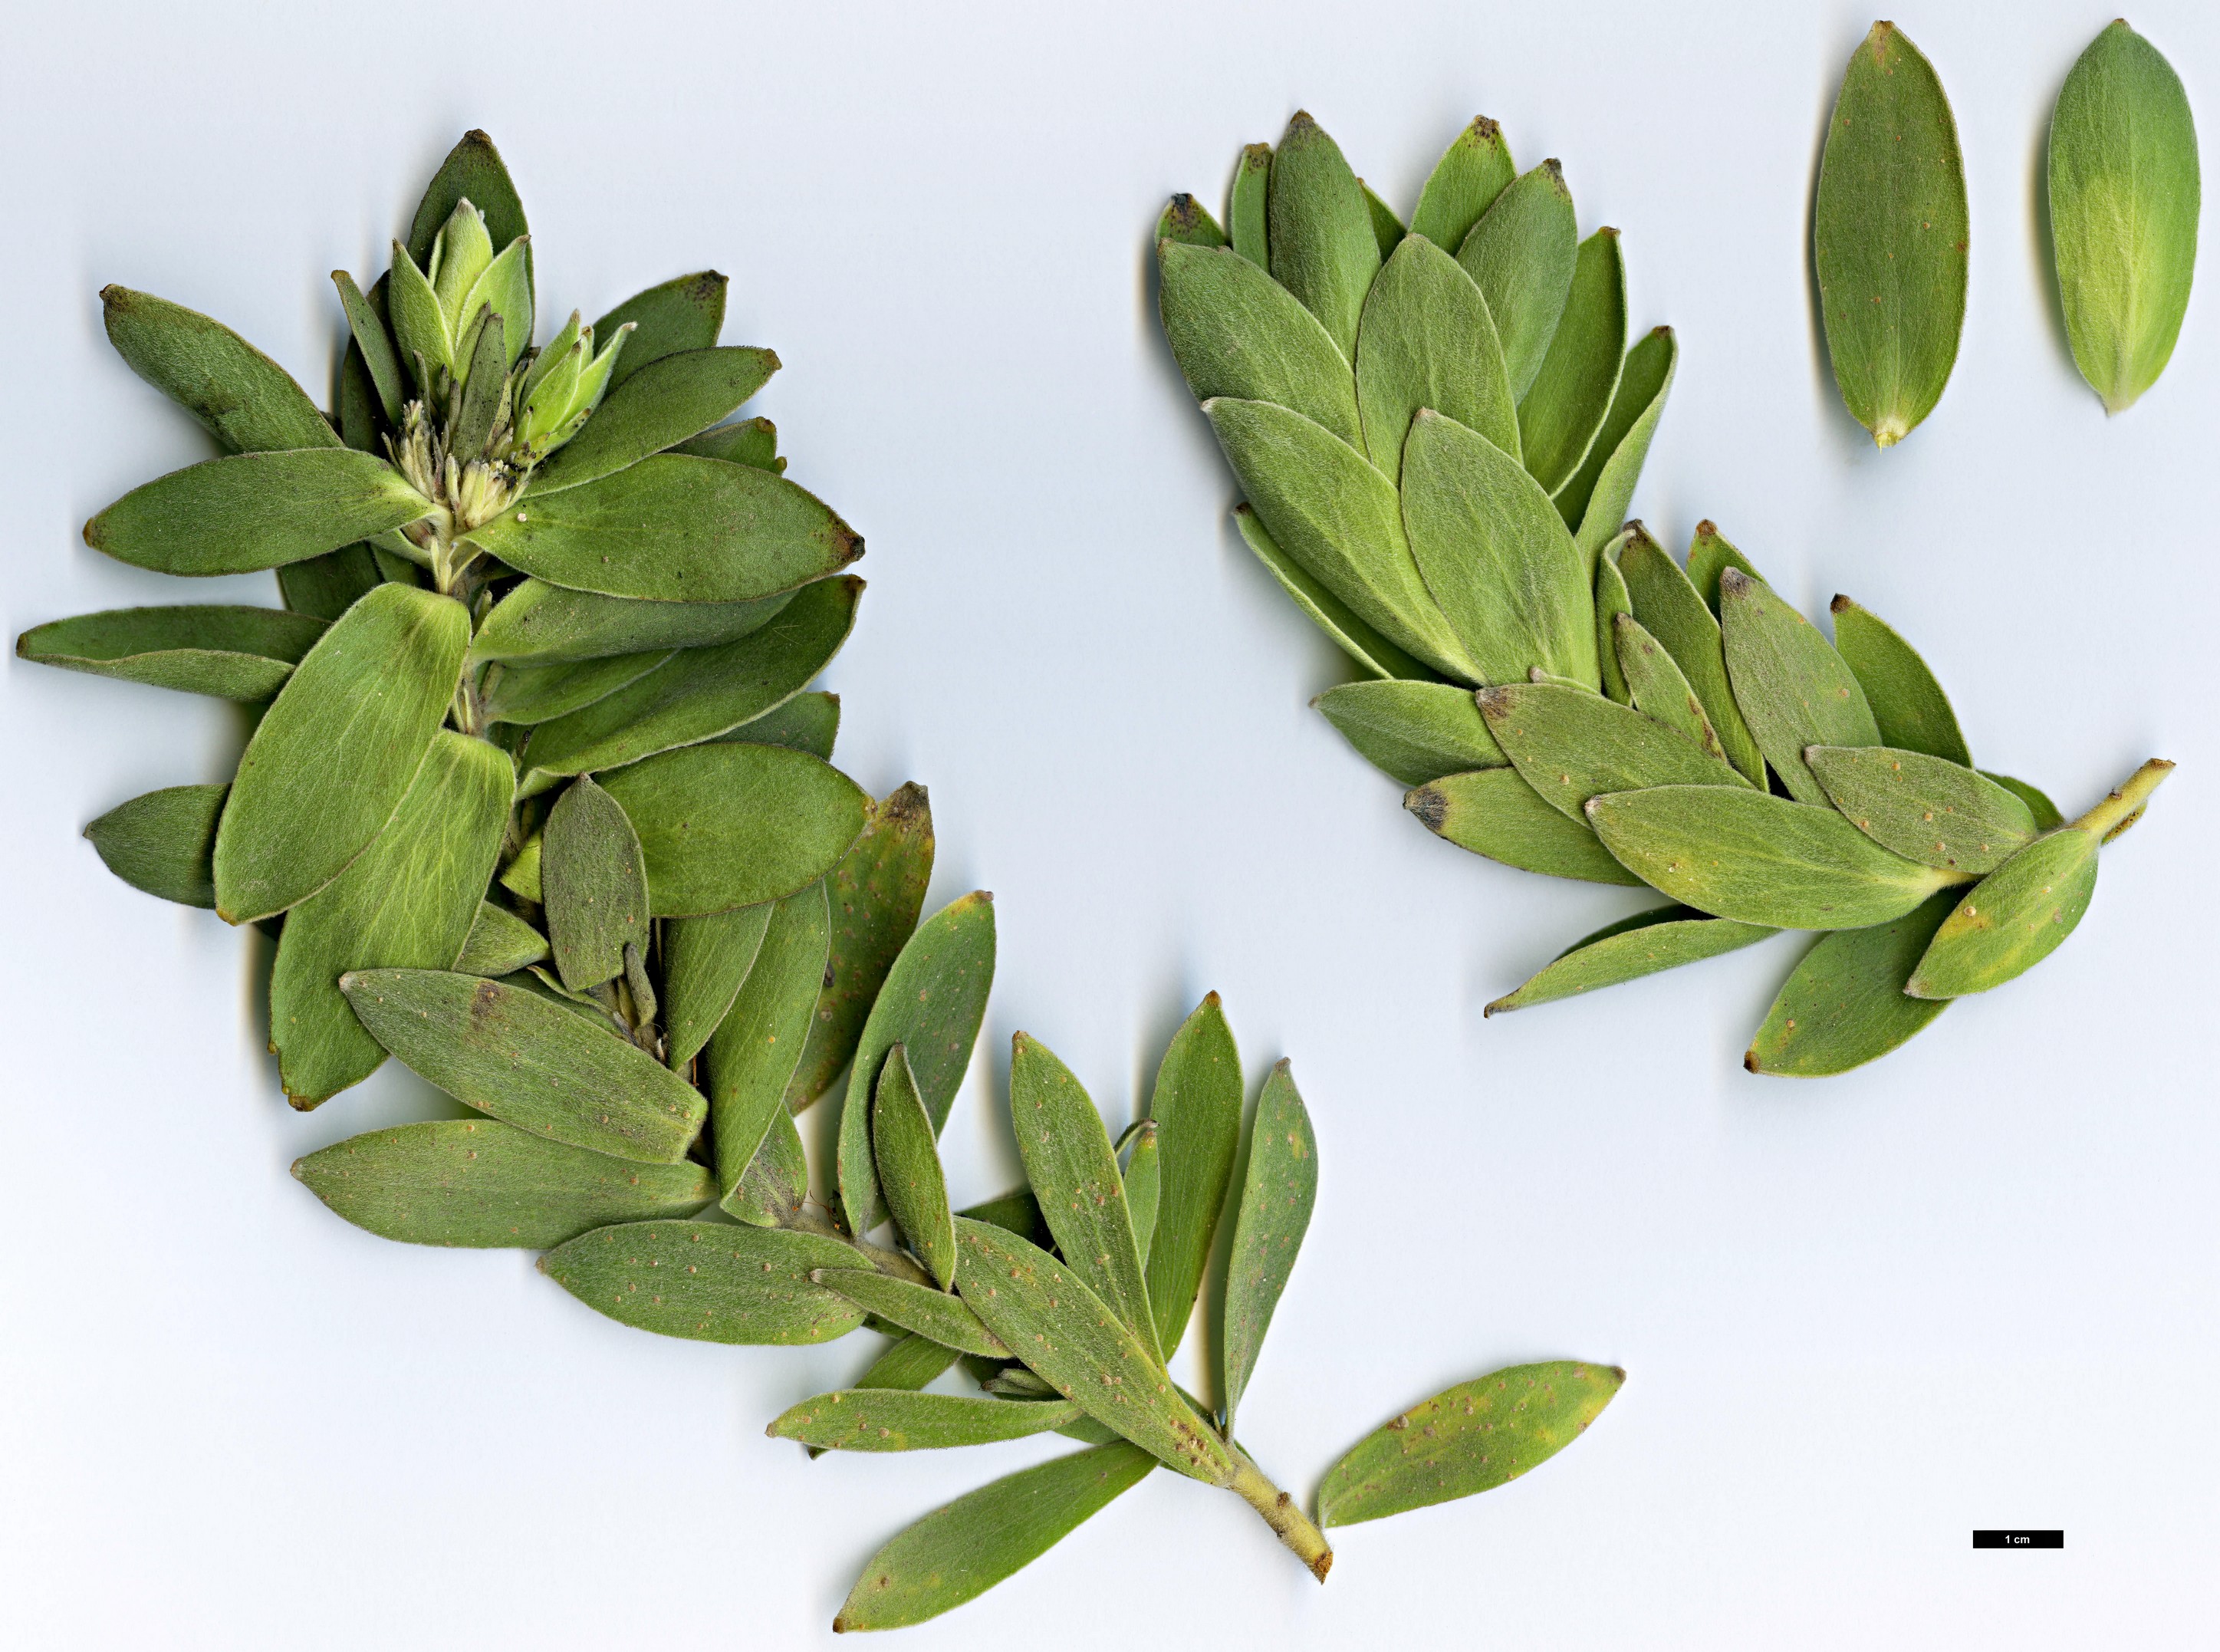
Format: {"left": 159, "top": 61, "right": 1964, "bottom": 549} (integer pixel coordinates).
{"left": 1479, "top": 680, "right": 1743, "bottom": 823}
{"left": 541, "top": 1219, "right": 863, "bottom": 1344}
{"left": 1455, "top": 161, "right": 1577, "bottom": 401}
{"left": 1906, "top": 829, "right": 2100, "bottom": 1000}
{"left": 1487, "top": 907, "right": 1775, "bottom": 1016}
{"left": 1807, "top": 745, "right": 2037, "bottom": 875}
{"left": 1314, "top": 679, "right": 1505, "bottom": 787}
{"left": 100, "top": 286, "right": 340, "bottom": 454}
{"left": 813, "top": 1268, "right": 1007, "bottom": 1358}
{"left": 662, "top": 902, "right": 772, "bottom": 1071}
{"left": 1142, "top": 993, "right": 1243, "bottom": 1361}
{"left": 541, "top": 775, "right": 650, "bottom": 991}
{"left": 1827, "top": 595, "right": 1972, "bottom": 766}
{"left": 874, "top": 1045, "right": 958, "bottom": 1289}
{"left": 472, "top": 577, "right": 792, "bottom": 663}
{"left": 590, "top": 271, "right": 727, "bottom": 388}
{"left": 85, "top": 449, "right": 428, "bottom": 578}
{"left": 1355, "top": 232, "right": 1520, "bottom": 476}
{"left": 84, "top": 782, "right": 225, "bottom": 908}
{"left": 1613, "top": 613, "right": 1734, "bottom": 769}
{"left": 703, "top": 881, "right": 829, "bottom": 1203}
{"left": 530, "top": 345, "right": 780, "bottom": 494}
{"left": 1616, "top": 529, "right": 1764, "bottom": 783}
{"left": 1718, "top": 568, "right": 1879, "bottom": 805}
{"left": 1267, "top": 111, "right": 1380, "bottom": 360}
{"left": 1410, "top": 117, "right": 1517, "bottom": 256}
{"left": 1156, "top": 240, "right": 1363, "bottom": 449}
{"left": 1743, "top": 890, "right": 1955, "bottom": 1076}
{"left": 453, "top": 900, "right": 548, "bottom": 977}
{"left": 1232, "top": 503, "right": 1433, "bottom": 682}
{"left": 1406, "top": 767, "right": 1645, "bottom": 886}
{"left": 1221, "top": 1060, "right": 1317, "bottom": 1430}
{"left": 1518, "top": 229, "right": 1626, "bottom": 493}
{"left": 770, "top": 1390, "right": 1080, "bottom": 1453}
{"left": 18, "top": 604, "right": 324, "bottom": 701}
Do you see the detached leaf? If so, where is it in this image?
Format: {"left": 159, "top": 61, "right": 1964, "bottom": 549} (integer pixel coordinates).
{"left": 541, "top": 776, "right": 650, "bottom": 992}
{"left": 1455, "top": 162, "right": 1577, "bottom": 401}
{"left": 874, "top": 1046, "right": 958, "bottom": 1289}
{"left": 1221, "top": 1061, "right": 1317, "bottom": 1430}
{"left": 1744, "top": 890, "right": 1955, "bottom": 1076}
{"left": 1156, "top": 241, "right": 1364, "bottom": 449}
{"left": 472, "top": 578, "right": 793, "bottom": 663}
{"left": 590, "top": 271, "right": 728, "bottom": 388}
{"left": 1268, "top": 111, "right": 1381, "bottom": 360}
{"left": 84, "top": 449, "right": 428, "bottom": 578}
{"left": 1410, "top": 117, "right": 1517, "bottom": 255}
{"left": 1828, "top": 595, "right": 1972, "bottom": 767}
{"left": 770, "top": 1390, "right": 1079, "bottom": 1453}
{"left": 703, "top": 882, "right": 829, "bottom": 1205}
{"left": 1807, "top": 745, "right": 2037, "bottom": 875}
{"left": 530, "top": 346, "right": 780, "bottom": 493}
{"left": 1906, "top": 830, "right": 2100, "bottom": 999}
{"left": 1488, "top": 906, "right": 1774, "bottom": 1016}
{"left": 541, "top": 1220, "right": 863, "bottom": 1344}
{"left": 100, "top": 286, "right": 340, "bottom": 454}
{"left": 1718, "top": 568, "right": 1879, "bottom": 805}
{"left": 1518, "top": 229, "right": 1626, "bottom": 493}
{"left": 1143, "top": 994, "right": 1242, "bottom": 1361}
{"left": 1406, "top": 767, "right": 1645, "bottom": 886}
{"left": 813, "top": 1269, "right": 1007, "bottom": 1358}
{"left": 1314, "top": 679, "right": 1505, "bottom": 787}
{"left": 18, "top": 605, "right": 324, "bottom": 701}
{"left": 1317, "top": 1361, "right": 1623, "bottom": 1526}
{"left": 84, "top": 783, "right": 225, "bottom": 907}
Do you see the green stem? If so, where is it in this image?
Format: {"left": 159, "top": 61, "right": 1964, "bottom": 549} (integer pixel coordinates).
{"left": 2072, "top": 759, "right": 2176, "bottom": 842}
{"left": 1226, "top": 1450, "right": 1333, "bottom": 1581}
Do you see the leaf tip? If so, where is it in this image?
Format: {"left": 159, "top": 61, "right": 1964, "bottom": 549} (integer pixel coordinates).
{"left": 1742, "top": 1047, "right": 1764, "bottom": 1074}
{"left": 1404, "top": 785, "right": 1446, "bottom": 831}
{"left": 1202, "top": 988, "right": 1222, "bottom": 1009}
{"left": 1482, "top": 995, "right": 1512, "bottom": 1018}
{"left": 288, "top": 1157, "right": 306, "bottom": 1181}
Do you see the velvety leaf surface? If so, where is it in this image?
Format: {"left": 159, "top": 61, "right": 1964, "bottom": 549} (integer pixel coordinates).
{"left": 541, "top": 1220, "right": 863, "bottom": 1344}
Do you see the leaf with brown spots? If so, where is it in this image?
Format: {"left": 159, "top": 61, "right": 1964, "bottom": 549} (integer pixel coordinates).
{"left": 539, "top": 1219, "right": 862, "bottom": 1344}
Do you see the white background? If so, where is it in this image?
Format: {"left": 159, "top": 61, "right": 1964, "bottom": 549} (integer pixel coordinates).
{"left": 3, "top": 2, "right": 2215, "bottom": 1645}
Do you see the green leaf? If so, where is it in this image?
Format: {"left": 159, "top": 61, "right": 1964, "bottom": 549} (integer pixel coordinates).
{"left": 1486, "top": 906, "right": 1775, "bottom": 1015}
{"left": 1314, "top": 679, "right": 1505, "bottom": 787}
{"left": 1906, "top": 830, "right": 2100, "bottom": 999}
{"left": 17, "top": 605, "right": 324, "bottom": 701}
{"left": 1984, "top": 772, "right": 2064, "bottom": 832}
{"left": 1230, "top": 504, "right": 1432, "bottom": 681}
{"left": 472, "top": 578, "right": 793, "bottom": 663}
{"left": 1613, "top": 614, "right": 1735, "bottom": 770}
{"left": 858, "top": 1332, "right": 962, "bottom": 1392}
{"left": 676, "top": 416, "right": 781, "bottom": 472}
{"left": 832, "top": 1443, "right": 1154, "bottom": 1633}
{"left": 874, "top": 1045, "right": 959, "bottom": 1288}
{"left": 1718, "top": 568, "right": 1880, "bottom": 805}
{"left": 84, "top": 449, "right": 428, "bottom": 578}
{"left": 1455, "top": 161, "right": 1577, "bottom": 401}
{"left": 1267, "top": 111, "right": 1381, "bottom": 360}
{"left": 837, "top": 891, "right": 997, "bottom": 1238}
{"left": 1142, "top": 994, "right": 1242, "bottom": 1361}
{"left": 293, "top": 1120, "right": 712, "bottom": 1248}
{"left": 499, "top": 834, "right": 541, "bottom": 903}
{"left": 1154, "top": 193, "right": 1227, "bottom": 248}
{"left": 453, "top": 900, "right": 548, "bottom": 977}
{"left": 541, "top": 776, "right": 649, "bottom": 991}
{"left": 728, "top": 1096, "right": 809, "bottom": 1228}
{"left": 480, "top": 650, "right": 672, "bottom": 726}
{"left": 1807, "top": 745, "right": 2037, "bottom": 875}
{"left": 84, "top": 782, "right": 225, "bottom": 907}
{"left": 722, "top": 689, "right": 840, "bottom": 759}
{"left": 1317, "top": 1361, "right": 1623, "bottom": 1526}
{"left": 1518, "top": 229, "right": 1626, "bottom": 494}
{"left": 386, "top": 242, "right": 452, "bottom": 383}
{"left": 278, "top": 547, "right": 383, "bottom": 623}
{"left": 530, "top": 347, "right": 779, "bottom": 494}
{"left": 1009, "top": 1034, "right": 1157, "bottom": 1352}
{"left": 452, "top": 312, "right": 509, "bottom": 456}
{"left": 407, "top": 130, "right": 528, "bottom": 268}
{"left": 1228, "top": 143, "right": 1272, "bottom": 268}
{"left": 662, "top": 903, "right": 771, "bottom": 1071}
{"left": 596, "top": 742, "right": 868, "bottom": 916}
{"left": 342, "top": 969, "right": 705, "bottom": 1162}
{"left": 813, "top": 1268, "right": 1007, "bottom": 1359}
{"left": 1827, "top": 595, "right": 1972, "bottom": 766}
{"left": 1594, "top": 543, "right": 1633, "bottom": 704}
{"left": 590, "top": 272, "right": 728, "bottom": 388}
{"left": 1686, "top": 518, "right": 1761, "bottom": 614}
{"left": 1355, "top": 232, "right": 1520, "bottom": 476}
{"left": 100, "top": 286, "right": 340, "bottom": 454}
{"left": 540, "top": 1220, "right": 863, "bottom": 1344}
{"left": 271, "top": 732, "right": 511, "bottom": 1106}
{"left": 954, "top": 1218, "right": 1234, "bottom": 1483}
{"left": 1563, "top": 327, "right": 1677, "bottom": 564}
{"left": 459, "top": 239, "right": 532, "bottom": 370}
{"left": 1814, "top": 23, "right": 1968, "bottom": 446}
{"left": 1616, "top": 530, "right": 1764, "bottom": 784}
{"left": 330, "top": 271, "right": 403, "bottom": 426}
{"left": 959, "top": 1190, "right": 1051, "bottom": 1248}
{"left": 1407, "top": 766, "right": 1644, "bottom": 884}
{"left": 521, "top": 574, "right": 860, "bottom": 779}
{"left": 1742, "top": 890, "right": 1954, "bottom": 1076}
{"left": 1478, "top": 681, "right": 1743, "bottom": 823}
{"left": 465, "top": 455, "right": 860, "bottom": 604}
{"left": 1156, "top": 241, "right": 1364, "bottom": 450}
{"left": 784, "top": 782, "right": 933, "bottom": 1110}
{"left": 1399, "top": 409, "right": 1593, "bottom": 687}
{"left": 1220, "top": 1060, "right": 1316, "bottom": 1430}
{"left": 1411, "top": 117, "right": 1517, "bottom": 255}
{"left": 1119, "top": 1122, "right": 1161, "bottom": 1269}
{"left": 1361, "top": 181, "right": 1406, "bottom": 257}
{"left": 1586, "top": 785, "right": 1956, "bottom": 928}
{"left": 770, "top": 1389, "right": 1080, "bottom": 1453}
{"left": 212, "top": 584, "right": 467, "bottom": 923}
{"left": 703, "top": 882, "right": 829, "bottom": 1203}
{"left": 2048, "top": 21, "right": 2200, "bottom": 412}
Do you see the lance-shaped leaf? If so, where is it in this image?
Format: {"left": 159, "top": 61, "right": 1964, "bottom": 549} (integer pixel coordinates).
{"left": 954, "top": 1218, "right": 1234, "bottom": 1484}
{"left": 453, "top": 900, "right": 548, "bottom": 977}
{"left": 465, "top": 455, "right": 860, "bottom": 604}
{"left": 596, "top": 742, "right": 867, "bottom": 916}
{"left": 704, "top": 881, "right": 829, "bottom": 1205}
{"left": 860, "top": 1333, "right": 962, "bottom": 1393}
{"left": 84, "top": 782, "right": 225, "bottom": 907}
{"left": 1594, "top": 545, "right": 1633, "bottom": 704}
{"left": 1587, "top": 785, "right": 1956, "bottom": 929}
{"left": 1814, "top": 23, "right": 1968, "bottom": 446}
{"left": 1718, "top": 568, "right": 1879, "bottom": 805}
{"left": 833, "top": 1443, "right": 1154, "bottom": 1634}
{"left": 540, "top": 1220, "right": 862, "bottom": 1344}
{"left": 538, "top": 782, "right": 645, "bottom": 995}
{"left": 481, "top": 650, "right": 671, "bottom": 726}
{"left": 771, "top": 1390, "right": 1080, "bottom": 1453}
{"left": 1314, "top": 679, "right": 1505, "bottom": 787}
{"left": 662, "top": 903, "right": 771, "bottom": 1071}
{"left": 724, "top": 689, "right": 840, "bottom": 759}
{"left": 837, "top": 892, "right": 996, "bottom": 1236}
{"left": 212, "top": 584, "right": 467, "bottom": 923}
{"left": 100, "top": 286, "right": 340, "bottom": 454}
{"left": 341, "top": 970, "right": 705, "bottom": 1162}
{"left": 293, "top": 1119, "right": 712, "bottom": 1249}
{"left": 1317, "top": 1361, "right": 1623, "bottom": 1526}
{"left": 1407, "top": 767, "right": 1644, "bottom": 885}
{"left": 407, "top": 130, "right": 527, "bottom": 266}
{"left": 522, "top": 574, "right": 860, "bottom": 778}
{"left": 1361, "top": 183, "right": 1405, "bottom": 256}
{"left": 1828, "top": 595, "right": 1971, "bottom": 766}
{"left": 1686, "top": 519, "right": 1761, "bottom": 614}
{"left": 1205, "top": 397, "right": 1475, "bottom": 681}
{"left": 590, "top": 271, "right": 727, "bottom": 388}
{"left": 529, "top": 346, "right": 780, "bottom": 494}
{"left": 1156, "top": 241, "right": 1363, "bottom": 449}
{"left": 814, "top": 1269, "right": 1007, "bottom": 1358}
{"left": 1488, "top": 906, "right": 1775, "bottom": 1016}
{"left": 1411, "top": 116, "right": 1517, "bottom": 255}
{"left": 1564, "top": 327, "right": 1676, "bottom": 564}
{"left": 1400, "top": 409, "right": 1595, "bottom": 687}
{"left": 1355, "top": 232, "right": 1520, "bottom": 476}
{"left": 874, "top": 1046, "right": 958, "bottom": 1288}
{"left": 451, "top": 312, "right": 511, "bottom": 455}
{"left": 18, "top": 605, "right": 324, "bottom": 701}
{"left": 1617, "top": 530, "right": 1763, "bottom": 783}
{"left": 1614, "top": 614, "right": 1731, "bottom": 768}
{"left": 678, "top": 415, "right": 781, "bottom": 471}
{"left": 1479, "top": 681, "right": 1743, "bottom": 824}
{"left": 84, "top": 449, "right": 428, "bottom": 578}
{"left": 785, "top": 782, "right": 933, "bottom": 1110}
{"left": 271, "top": 732, "right": 511, "bottom": 1106}
{"left": 1154, "top": 193, "right": 1225, "bottom": 248}
{"left": 1120, "top": 1122, "right": 1161, "bottom": 1269}
{"left": 1143, "top": 993, "right": 1242, "bottom": 1360}
{"left": 1231, "top": 504, "right": 1432, "bottom": 682}
{"left": 1743, "top": 890, "right": 1954, "bottom": 1075}
{"left": 1221, "top": 1060, "right": 1316, "bottom": 1430}
{"left": 1807, "top": 745, "right": 2037, "bottom": 876}
{"left": 1456, "top": 161, "right": 1577, "bottom": 401}
{"left": 472, "top": 578, "right": 793, "bottom": 663}
{"left": 1010, "top": 1034, "right": 1156, "bottom": 1351}
{"left": 1906, "top": 829, "right": 2100, "bottom": 1000}
{"left": 1268, "top": 111, "right": 1380, "bottom": 360}
{"left": 2049, "top": 21, "right": 2200, "bottom": 413}
{"left": 1519, "top": 229, "right": 1626, "bottom": 494}
{"left": 1228, "top": 142, "right": 1271, "bottom": 267}
{"left": 330, "top": 271, "right": 403, "bottom": 426}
